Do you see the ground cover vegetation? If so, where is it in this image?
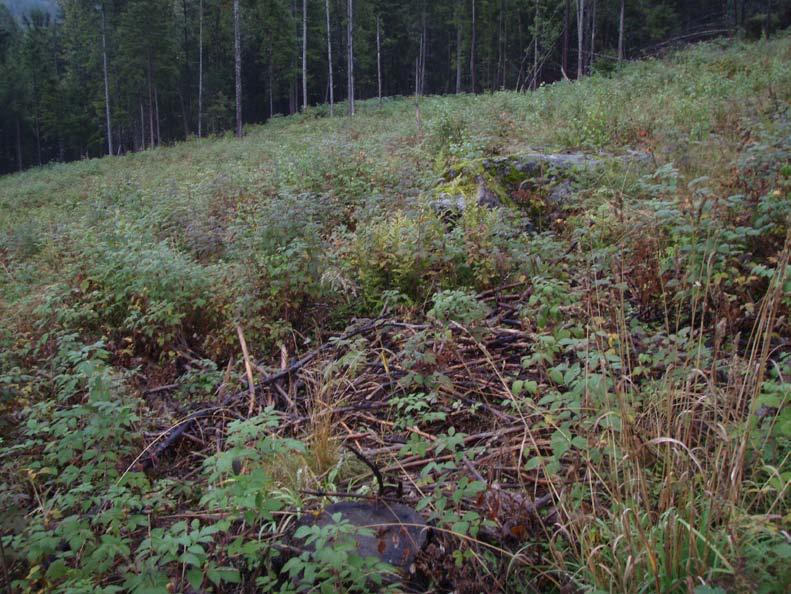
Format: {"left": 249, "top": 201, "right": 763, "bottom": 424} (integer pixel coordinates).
{"left": 2, "top": 0, "right": 790, "bottom": 175}
{"left": 0, "top": 32, "right": 789, "bottom": 593}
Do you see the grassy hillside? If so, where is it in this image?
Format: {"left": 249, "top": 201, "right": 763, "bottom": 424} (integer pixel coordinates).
{"left": 1, "top": 35, "right": 789, "bottom": 593}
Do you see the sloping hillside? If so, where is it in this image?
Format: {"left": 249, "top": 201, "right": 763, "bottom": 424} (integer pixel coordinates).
{"left": 1, "top": 35, "right": 789, "bottom": 593}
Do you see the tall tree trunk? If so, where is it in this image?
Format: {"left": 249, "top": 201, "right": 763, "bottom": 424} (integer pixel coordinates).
{"left": 302, "top": 0, "right": 308, "bottom": 111}
{"left": 618, "top": 0, "right": 625, "bottom": 62}
{"left": 154, "top": 87, "right": 161, "bottom": 146}
{"left": 446, "top": 33, "right": 452, "bottom": 93}
{"left": 100, "top": 2, "right": 113, "bottom": 156}
{"left": 501, "top": 0, "right": 510, "bottom": 91}
{"left": 515, "top": 10, "right": 524, "bottom": 89}
{"left": 34, "top": 114, "right": 42, "bottom": 166}
{"left": 497, "top": 0, "right": 503, "bottom": 89}
{"left": 198, "top": 0, "right": 203, "bottom": 136}
{"left": 234, "top": 0, "right": 242, "bottom": 137}
{"left": 147, "top": 57, "right": 155, "bottom": 148}
{"left": 576, "top": 0, "right": 584, "bottom": 79}
{"left": 416, "top": 40, "right": 421, "bottom": 97}
{"left": 455, "top": 0, "right": 462, "bottom": 93}
{"left": 325, "top": 0, "right": 334, "bottom": 115}
{"left": 562, "top": 0, "right": 570, "bottom": 77}
{"left": 290, "top": 0, "right": 297, "bottom": 114}
{"left": 181, "top": 0, "right": 191, "bottom": 135}
{"left": 179, "top": 90, "right": 189, "bottom": 138}
{"left": 470, "top": 0, "right": 477, "bottom": 92}
{"left": 589, "top": 0, "right": 596, "bottom": 74}
{"left": 765, "top": 0, "right": 772, "bottom": 37}
{"left": 347, "top": 0, "right": 354, "bottom": 116}
{"left": 140, "top": 101, "right": 145, "bottom": 150}
{"left": 531, "top": 0, "right": 539, "bottom": 90}
{"left": 376, "top": 15, "right": 382, "bottom": 104}
{"left": 15, "top": 116, "right": 22, "bottom": 171}
{"left": 268, "top": 45, "right": 275, "bottom": 118}
{"left": 420, "top": 8, "right": 427, "bottom": 95}
{"left": 415, "top": 54, "right": 422, "bottom": 134}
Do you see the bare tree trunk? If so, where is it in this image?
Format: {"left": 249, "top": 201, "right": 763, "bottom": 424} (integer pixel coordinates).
{"left": 500, "top": 0, "right": 510, "bottom": 91}
{"left": 179, "top": 90, "right": 189, "bottom": 138}
{"left": 562, "top": 0, "right": 569, "bottom": 77}
{"left": 576, "top": 0, "right": 584, "bottom": 80}
{"left": 154, "top": 87, "right": 161, "bottom": 146}
{"left": 198, "top": 0, "right": 203, "bottom": 136}
{"left": 589, "top": 0, "right": 596, "bottom": 74}
{"left": 290, "top": 0, "right": 297, "bottom": 114}
{"left": 140, "top": 101, "right": 145, "bottom": 150}
{"left": 455, "top": 0, "right": 462, "bottom": 93}
{"left": 531, "top": 0, "right": 539, "bottom": 90}
{"left": 515, "top": 10, "right": 524, "bottom": 90}
{"left": 34, "top": 114, "right": 41, "bottom": 166}
{"left": 100, "top": 2, "right": 113, "bottom": 155}
{"left": 147, "top": 58, "right": 155, "bottom": 148}
{"left": 268, "top": 45, "right": 275, "bottom": 118}
{"left": 302, "top": 0, "right": 308, "bottom": 111}
{"left": 415, "top": 41, "right": 423, "bottom": 101}
{"left": 180, "top": 0, "right": 191, "bottom": 136}
{"left": 376, "top": 15, "right": 382, "bottom": 104}
{"left": 325, "top": 0, "right": 334, "bottom": 115}
{"left": 618, "top": 0, "right": 625, "bottom": 62}
{"left": 347, "top": 0, "right": 354, "bottom": 116}
{"left": 497, "top": 0, "right": 503, "bottom": 89}
{"left": 765, "top": 0, "right": 772, "bottom": 37}
{"left": 470, "top": 0, "right": 477, "bottom": 92}
{"left": 234, "top": 0, "right": 242, "bottom": 137}
{"left": 446, "top": 35, "right": 452, "bottom": 93}
{"left": 415, "top": 54, "right": 422, "bottom": 135}
{"left": 15, "top": 116, "right": 22, "bottom": 171}
{"left": 420, "top": 8, "right": 427, "bottom": 95}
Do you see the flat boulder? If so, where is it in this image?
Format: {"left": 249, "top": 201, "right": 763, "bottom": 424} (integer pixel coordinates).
{"left": 300, "top": 501, "right": 428, "bottom": 574}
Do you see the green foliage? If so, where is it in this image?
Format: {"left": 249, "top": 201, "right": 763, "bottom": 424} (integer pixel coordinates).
{"left": 201, "top": 409, "right": 304, "bottom": 521}
{"left": 350, "top": 206, "right": 529, "bottom": 308}
{"left": 282, "top": 516, "right": 398, "bottom": 593}
{"left": 388, "top": 391, "right": 447, "bottom": 429}
{"left": 1, "top": 337, "right": 141, "bottom": 592}
{"left": 428, "top": 289, "right": 490, "bottom": 325}
{"left": 1, "top": 34, "right": 790, "bottom": 594}
{"left": 57, "top": 224, "right": 216, "bottom": 352}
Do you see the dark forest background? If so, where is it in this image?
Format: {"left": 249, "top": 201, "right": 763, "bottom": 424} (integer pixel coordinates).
{"left": 1, "top": 0, "right": 788, "bottom": 174}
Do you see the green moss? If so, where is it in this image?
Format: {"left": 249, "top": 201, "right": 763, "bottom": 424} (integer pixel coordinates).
{"left": 502, "top": 162, "right": 528, "bottom": 187}
{"left": 433, "top": 157, "right": 516, "bottom": 207}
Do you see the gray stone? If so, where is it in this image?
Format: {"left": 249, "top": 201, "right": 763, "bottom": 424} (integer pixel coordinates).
{"left": 301, "top": 501, "right": 428, "bottom": 573}
{"left": 623, "top": 149, "right": 655, "bottom": 166}
{"left": 546, "top": 180, "right": 574, "bottom": 206}
{"left": 475, "top": 176, "right": 501, "bottom": 208}
{"left": 515, "top": 152, "right": 602, "bottom": 173}
{"left": 430, "top": 193, "right": 467, "bottom": 216}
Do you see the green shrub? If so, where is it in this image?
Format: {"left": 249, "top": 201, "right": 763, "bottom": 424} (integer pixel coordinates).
{"left": 36, "top": 223, "right": 218, "bottom": 356}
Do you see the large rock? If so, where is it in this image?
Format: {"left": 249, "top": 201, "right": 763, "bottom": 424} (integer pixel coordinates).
{"left": 481, "top": 152, "right": 602, "bottom": 181}
{"left": 430, "top": 149, "right": 651, "bottom": 225}
{"left": 546, "top": 180, "right": 574, "bottom": 207}
{"left": 299, "top": 501, "right": 428, "bottom": 574}
{"left": 486, "top": 149, "right": 651, "bottom": 179}
{"left": 475, "top": 175, "right": 502, "bottom": 208}
{"left": 430, "top": 193, "right": 467, "bottom": 217}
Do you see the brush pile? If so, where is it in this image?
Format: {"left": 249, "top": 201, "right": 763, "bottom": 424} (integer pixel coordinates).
{"left": 137, "top": 283, "right": 570, "bottom": 591}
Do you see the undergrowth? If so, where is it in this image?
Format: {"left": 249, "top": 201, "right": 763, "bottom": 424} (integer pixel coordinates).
{"left": 0, "top": 34, "right": 789, "bottom": 593}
